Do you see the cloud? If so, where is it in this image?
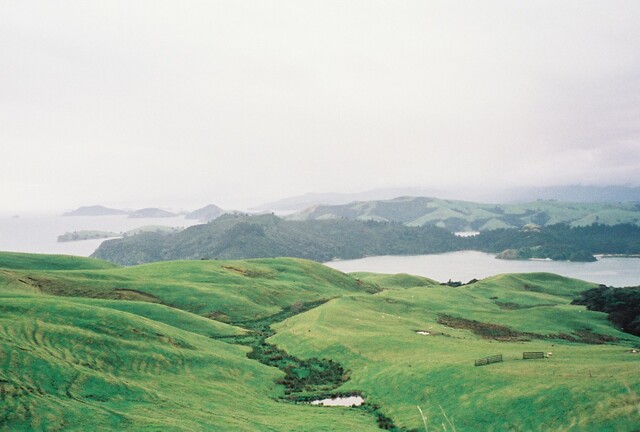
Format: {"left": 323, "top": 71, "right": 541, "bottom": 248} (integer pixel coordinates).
{"left": 1, "top": 1, "right": 639, "bottom": 211}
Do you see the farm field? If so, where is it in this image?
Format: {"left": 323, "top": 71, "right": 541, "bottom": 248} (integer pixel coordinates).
{"left": 1, "top": 252, "right": 639, "bottom": 431}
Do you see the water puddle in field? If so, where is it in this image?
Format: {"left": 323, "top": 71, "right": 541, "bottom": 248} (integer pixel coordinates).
{"left": 311, "top": 396, "right": 365, "bottom": 407}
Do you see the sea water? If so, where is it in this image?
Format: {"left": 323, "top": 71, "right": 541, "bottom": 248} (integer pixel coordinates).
{"left": 326, "top": 250, "right": 640, "bottom": 287}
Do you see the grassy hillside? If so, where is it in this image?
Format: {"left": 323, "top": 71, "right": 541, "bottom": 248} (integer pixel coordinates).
{"left": 271, "top": 272, "right": 640, "bottom": 431}
{"left": 2, "top": 251, "right": 639, "bottom": 431}
{"left": 0, "top": 252, "right": 381, "bottom": 431}
{"left": 0, "top": 296, "right": 378, "bottom": 431}
{"left": 288, "top": 196, "right": 640, "bottom": 231}
{"left": 1, "top": 255, "right": 378, "bottom": 322}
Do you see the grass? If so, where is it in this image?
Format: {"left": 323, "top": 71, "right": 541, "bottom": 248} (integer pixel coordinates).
{"left": 1, "top": 251, "right": 639, "bottom": 431}
{"left": 0, "top": 251, "right": 118, "bottom": 271}
{"left": 0, "top": 256, "right": 378, "bottom": 322}
{"left": 0, "top": 253, "right": 380, "bottom": 431}
{"left": 270, "top": 272, "right": 640, "bottom": 431}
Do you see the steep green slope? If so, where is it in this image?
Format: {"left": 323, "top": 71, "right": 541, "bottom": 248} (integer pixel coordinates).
{"left": 0, "top": 295, "right": 378, "bottom": 431}
{"left": 289, "top": 196, "right": 640, "bottom": 230}
{"left": 271, "top": 272, "right": 640, "bottom": 431}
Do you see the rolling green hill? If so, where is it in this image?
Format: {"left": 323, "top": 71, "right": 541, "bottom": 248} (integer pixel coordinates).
{"left": 2, "top": 251, "right": 638, "bottom": 431}
{"left": 271, "top": 273, "right": 640, "bottom": 431}
{"left": 0, "top": 252, "right": 380, "bottom": 431}
{"left": 288, "top": 196, "right": 640, "bottom": 231}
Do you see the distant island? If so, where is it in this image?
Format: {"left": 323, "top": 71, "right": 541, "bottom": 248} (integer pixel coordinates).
{"left": 127, "top": 208, "right": 177, "bottom": 218}
{"left": 58, "top": 225, "right": 183, "bottom": 242}
{"left": 62, "top": 203, "right": 232, "bottom": 222}
{"left": 57, "top": 230, "right": 120, "bottom": 242}
{"left": 62, "top": 205, "right": 129, "bottom": 216}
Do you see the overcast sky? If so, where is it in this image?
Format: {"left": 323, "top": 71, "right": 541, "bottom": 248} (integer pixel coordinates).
{"left": 2, "top": 1, "right": 640, "bottom": 212}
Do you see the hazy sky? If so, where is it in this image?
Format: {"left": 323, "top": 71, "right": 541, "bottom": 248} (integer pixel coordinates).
{"left": 2, "top": 1, "right": 640, "bottom": 212}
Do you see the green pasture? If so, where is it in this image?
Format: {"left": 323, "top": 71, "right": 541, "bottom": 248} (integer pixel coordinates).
{"left": 1, "top": 252, "right": 638, "bottom": 431}
{"left": 271, "top": 273, "right": 640, "bottom": 431}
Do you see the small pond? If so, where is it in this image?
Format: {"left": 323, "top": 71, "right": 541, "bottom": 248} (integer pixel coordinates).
{"left": 310, "top": 395, "right": 364, "bottom": 407}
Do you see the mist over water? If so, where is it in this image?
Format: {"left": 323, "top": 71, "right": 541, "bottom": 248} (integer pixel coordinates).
{"left": 0, "top": 215, "right": 200, "bottom": 256}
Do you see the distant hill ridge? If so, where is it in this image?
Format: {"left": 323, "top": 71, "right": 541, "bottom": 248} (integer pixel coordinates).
{"left": 91, "top": 213, "right": 640, "bottom": 265}
{"left": 287, "top": 196, "right": 640, "bottom": 231}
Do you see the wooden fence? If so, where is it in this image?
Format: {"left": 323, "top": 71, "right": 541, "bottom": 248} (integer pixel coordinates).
{"left": 523, "top": 352, "right": 545, "bottom": 360}
{"left": 474, "top": 354, "right": 503, "bottom": 366}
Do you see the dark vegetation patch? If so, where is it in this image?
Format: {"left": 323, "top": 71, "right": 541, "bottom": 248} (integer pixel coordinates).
{"left": 361, "top": 403, "right": 406, "bottom": 431}
{"left": 572, "top": 285, "right": 640, "bottom": 336}
{"left": 13, "top": 275, "right": 161, "bottom": 304}
{"left": 437, "top": 314, "right": 617, "bottom": 344}
{"left": 113, "top": 288, "right": 159, "bottom": 302}
{"left": 437, "top": 314, "right": 537, "bottom": 341}
{"left": 217, "top": 299, "right": 350, "bottom": 395}
{"left": 205, "top": 310, "right": 231, "bottom": 323}
{"left": 494, "top": 301, "right": 557, "bottom": 310}
{"left": 548, "top": 330, "right": 619, "bottom": 344}
{"left": 221, "top": 265, "right": 275, "bottom": 278}
{"left": 440, "top": 278, "right": 478, "bottom": 287}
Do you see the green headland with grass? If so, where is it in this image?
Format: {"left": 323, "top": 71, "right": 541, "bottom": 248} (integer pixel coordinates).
{"left": 1, "top": 251, "right": 638, "bottom": 431}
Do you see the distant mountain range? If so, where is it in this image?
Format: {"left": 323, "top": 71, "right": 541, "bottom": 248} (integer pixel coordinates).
{"left": 287, "top": 196, "right": 640, "bottom": 231}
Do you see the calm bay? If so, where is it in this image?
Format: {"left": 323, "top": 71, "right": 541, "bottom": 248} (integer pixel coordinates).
{"left": 325, "top": 250, "right": 640, "bottom": 287}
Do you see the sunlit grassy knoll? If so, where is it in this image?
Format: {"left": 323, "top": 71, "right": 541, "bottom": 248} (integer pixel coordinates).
{"left": 0, "top": 255, "right": 378, "bottom": 322}
{"left": 270, "top": 272, "right": 640, "bottom": 431}
{"left": 350, "top": 272, "right": 440, "bottom": 288}
{"left": 0, "top": 295, "right": 379, "bottom": 431}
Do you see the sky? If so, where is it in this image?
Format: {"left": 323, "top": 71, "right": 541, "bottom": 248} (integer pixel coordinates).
{"left": 2, "top": 1, "right": 640, "bottom": 212}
